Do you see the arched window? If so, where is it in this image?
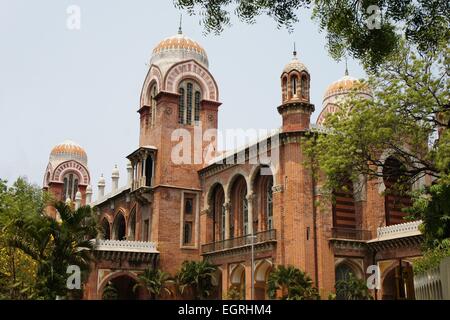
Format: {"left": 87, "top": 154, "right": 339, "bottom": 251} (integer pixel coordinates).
{"left": 301, "top": 75, "right": 308, "bottom": 99}
{"left": 101, "top": 219, "right": 110, "bottom": 240}
{"left": 62, "top": 172, "right": 79, "bottom": 201}
{"left": 178, "top": 80, "right": 202, "bottom": 125}
{"left": 291, "top": 75, "right": 298, "bottom": 97}
{"left": 230, "top": 175, "right": 247, "bottom": 237}
{"left": 178, "top": 87, "right": 185, "bottom": 124}
{"left": 282, "top": 77, "right": 288, "bottom": 101}
{"left": 266, "top": 180, "right": 273, "bottom": 230}
{"left": 113, "top": 214, "right": 126, "bottom": 241}
{"left": 150, "top": 84, "right": 157, "bottom": 127}
{"left": 383, "top": 157, "right": 412, "bottom": 225}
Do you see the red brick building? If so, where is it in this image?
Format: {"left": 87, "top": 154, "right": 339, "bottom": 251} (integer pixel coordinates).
{"left": 43, "top": 30, "right": 425, "bottom": 300}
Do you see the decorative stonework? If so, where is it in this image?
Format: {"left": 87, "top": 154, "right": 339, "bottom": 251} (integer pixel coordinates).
{"left": 52, "top": 160, "right": 90, "bottom": 185}
{"left": 165, "top": 60, "right": 218, "bottom": 101}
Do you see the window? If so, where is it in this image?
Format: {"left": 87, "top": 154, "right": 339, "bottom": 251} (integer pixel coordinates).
{"left": 266, "top": 181, "right": 273, "bottom": 230}
{"left": 301, "top": 75, "right": 308, "bottom": 99}
{"left": 114, "top": 214, "right": 126, "bottom": 241}
{"left": 178, "top": 88, "right": 185, "bottom": 124}
{"left": 178, "top": 80, "right": 202, "bottom": 125}
{"left": 62, "top": 173, "right": 79, "bottom": 201}
{"left": 150, "top": 84, "right": 157, "bottom": 126}
{"left": 194, "top": 91, "right": 201, "bottom": 123}
{"left": 291, "top": 75, "right": 298, "bottom": 96}
{"left": 143, "top": 219, "right": 149, "bottom": 241}
{"left": 183, "top": 222, "right": 192, "bottom": 244}
{"left": 101, "top": 219, "right": 110, "bottom": 240}
{"left": 184, "top": 198, "right": 193, "bottom": 215}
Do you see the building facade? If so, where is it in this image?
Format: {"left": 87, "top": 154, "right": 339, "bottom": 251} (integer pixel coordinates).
{"left": 43, "top": 30, "right": 425, "bottom": 300}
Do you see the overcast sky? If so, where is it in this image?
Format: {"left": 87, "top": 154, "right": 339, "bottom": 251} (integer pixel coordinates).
{"left": 0, "top": 0, "right": 366, "bottom": 197}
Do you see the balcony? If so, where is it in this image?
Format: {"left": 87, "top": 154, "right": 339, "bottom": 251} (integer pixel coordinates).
{"left": 331, "top": 227, "right": 372, "bottom": 241}
{"left": 201, "top": 229, "right": 277, "bottom": 255}
{"left": 92, "top": 239, "right": 159, "bottom": 263}
{"left": 375, "top": 220, "right": 422, "bottom": 241}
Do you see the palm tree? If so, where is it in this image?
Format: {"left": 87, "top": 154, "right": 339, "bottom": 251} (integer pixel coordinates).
{"left": 335, "top": 273, "right": 373, "bottom": 300}
{"left": 133, "top": 268, "right": 172, "bottom": 300}
{"left": 175, "top": 260, "right": 217, "bottom": 300}
{"left": 267, "top": 265, "right": 320, "bottom": 300}
{"left": 8, "top": 202, "right": 98, "bottom": 299}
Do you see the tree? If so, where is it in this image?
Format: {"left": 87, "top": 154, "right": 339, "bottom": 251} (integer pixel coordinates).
{"left": 102, "top": 281, "right": 118, "bottom": 300}
{"left": 267, "top": 265, "right": 320, "bottom": 300}
{"left": 4, "top": 190, "right": 98, "bottom": 299}
{"left": 304, "top": 39, "right": 449, "bottom": 195}
{"left": 175, "top": 0, "right": 449, "bottom": 68}
{"left": 0, "top": 178, "right": 47, "bottom": 299}
{"left": 133, "top": 268, "right": 172, "bottom": 300}
{"left": 408, "top": 182, "right": 450, "bottom": 249}
{"left": 335, "top": 273, "right": 373, "bottom": 300}
{"left": 175, "top": 260, "right": 217, "bottom": 300}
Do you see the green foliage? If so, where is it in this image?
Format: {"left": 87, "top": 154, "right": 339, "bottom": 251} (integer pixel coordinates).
{"left": 304, "top": 40, "right": 449, "bottom": 196}
{"left": 408, "top": 183, "right": 450, "bottom": 248}
{"left": 335, "top": 273, "right": 373, "bottom": 300}
{"left": 267, "top": 265, "right": 320, "bottom": 300}
{"left": 175, "top": 260, "right": 217, "bottom": 300}
{"left": 413, "top": 239, "right": 450, "bottom": 274}
{"left": 0, "top": 178, "right": 99, "bottom": 299}
{"left": 102, "top": 281, "right": 118, "bottom": 300}
{"left": 175, "top": 0, "right": 449, "bottom": 68}
{"left": 225, "top": 285, "right": 241, "bottom": 300}
{"left": 133, "top": 268, "right": 172, "bottom": 300}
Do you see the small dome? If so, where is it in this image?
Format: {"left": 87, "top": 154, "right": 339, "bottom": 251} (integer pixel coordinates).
{"left": 75, "top": 191, "right": 82, "bottom": 201}
{"left": 86, "top": 185, "right": 93, "bottom": 194}
{"left": 98, "top": 174, "right": 106, "bottom": 186}
{"left": 323, "top": 75, "right": 372, "bottom": 101}
{"left": 112, "top": 165, "right": 119, "bottom": 178}
{"left": 50, "top": 140, "right": 87, "bottom": 165}
{"left": 282, "top": 51, "right": 308, "bottom": 74}
{"left": 150, "top": 32, "right": 209, "bottom": 71}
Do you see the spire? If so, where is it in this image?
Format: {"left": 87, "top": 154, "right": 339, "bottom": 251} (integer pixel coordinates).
{"left": 293, "top": 42, "right": 297, "bottom": 58}
{"left": 345, "top": 56, "right": 349, "bottom": 76}
{"left": 178, "top": 14, "right": 183, "bottom": 34}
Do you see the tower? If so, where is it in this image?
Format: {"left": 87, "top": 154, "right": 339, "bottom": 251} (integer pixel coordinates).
{"left": 43, "top": 140, "right": 91, "bottom": 216}
{"left": 127, "top": 27, "right": 221, "bottom": 273}
{"left": 278, "top": 49, "right": 314, "bottom": 132}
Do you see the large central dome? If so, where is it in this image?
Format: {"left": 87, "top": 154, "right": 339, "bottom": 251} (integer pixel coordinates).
{"left": 150, "top": 32, "right": 209, "bottom": 75}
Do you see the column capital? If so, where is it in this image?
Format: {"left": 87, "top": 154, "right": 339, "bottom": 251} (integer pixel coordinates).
{"left": 246, "top": 193, "right": 256, "bottom": 201}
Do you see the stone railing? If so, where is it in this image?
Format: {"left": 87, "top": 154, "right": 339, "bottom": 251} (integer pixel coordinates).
{"left": 201, "top": 229, "right": 276, "bottom": 254}
{"left": 414, "top": 257, "right": 450, "bottom": 300}
{"left": 92, "top": 239, "right": 158, "bottom": 253}
{"left": 376, "top": 220, "right": 422, "bottom": 240}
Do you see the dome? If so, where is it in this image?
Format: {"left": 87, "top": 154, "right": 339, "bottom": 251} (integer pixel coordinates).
{"left": 98, "top": 174, "right": 106, "bottom": 186}
{"left": 50, "top": 140, "right": 87, "bottom": 166}
{"left": 282, "top": 51, "right": 308, "bottom": 74}
{"left": 150, "top": 32, "right": 209, "bottom": 72}
{"left": 112, "top": 165, "right": 119, "bottom": 178}
{"left": 323, "top": 75, "right": 372, "bottom": 101}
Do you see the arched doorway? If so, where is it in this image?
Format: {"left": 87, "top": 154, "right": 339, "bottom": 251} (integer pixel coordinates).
{"left": 229, "top": 175, "right": 248, "bottom": 237}
{"left": 128, "top": 208, "right": 136, "bottom": 241}
{"left": 102, "top": 275, "right": 140, "bottom": 300}
{"left": 209, "top": 184, "right": 225, "bottom": 243}
{"left": 254, "top": 260, "right": 272, "bottom": 300}
{"left": 230, "top": 264, "right": 246, "bottom": 300}
{"left": 334, "top": 261, "right": 363, "bottom": 300}
{"left": 382, "top": 261, "right": 415, "bottom": 300}
{"left": 113, "top": 213, "right": 126, "bottom": 240}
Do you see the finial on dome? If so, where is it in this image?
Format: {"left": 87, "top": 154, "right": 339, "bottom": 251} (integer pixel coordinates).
{"left": 293, "top": 42, "right": 297, "bottom": 58}
{"left": 178, "top": 14, "right": 183, "bottom": 34}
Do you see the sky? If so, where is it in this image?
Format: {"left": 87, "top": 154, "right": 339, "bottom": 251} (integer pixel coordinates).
{"left": 0, "top": 0, "right": 366, "bottom": 197}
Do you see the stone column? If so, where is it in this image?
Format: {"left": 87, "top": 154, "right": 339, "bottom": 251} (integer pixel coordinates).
{"left": 224, "top": 202, "right": 231, "bottom": 239}
{"left": 246, "top": 193, "right": 255, "bottom": 235}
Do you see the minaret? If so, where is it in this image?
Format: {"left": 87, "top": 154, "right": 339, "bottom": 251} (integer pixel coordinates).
{"left": 111, "top": 165, "right": 119, "bottom": 192}
{"left": 98, "top": 174, "right": 106, "bottom": 199}
{"left": 278, "top": 48, "right": 314, "bottom": 132}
